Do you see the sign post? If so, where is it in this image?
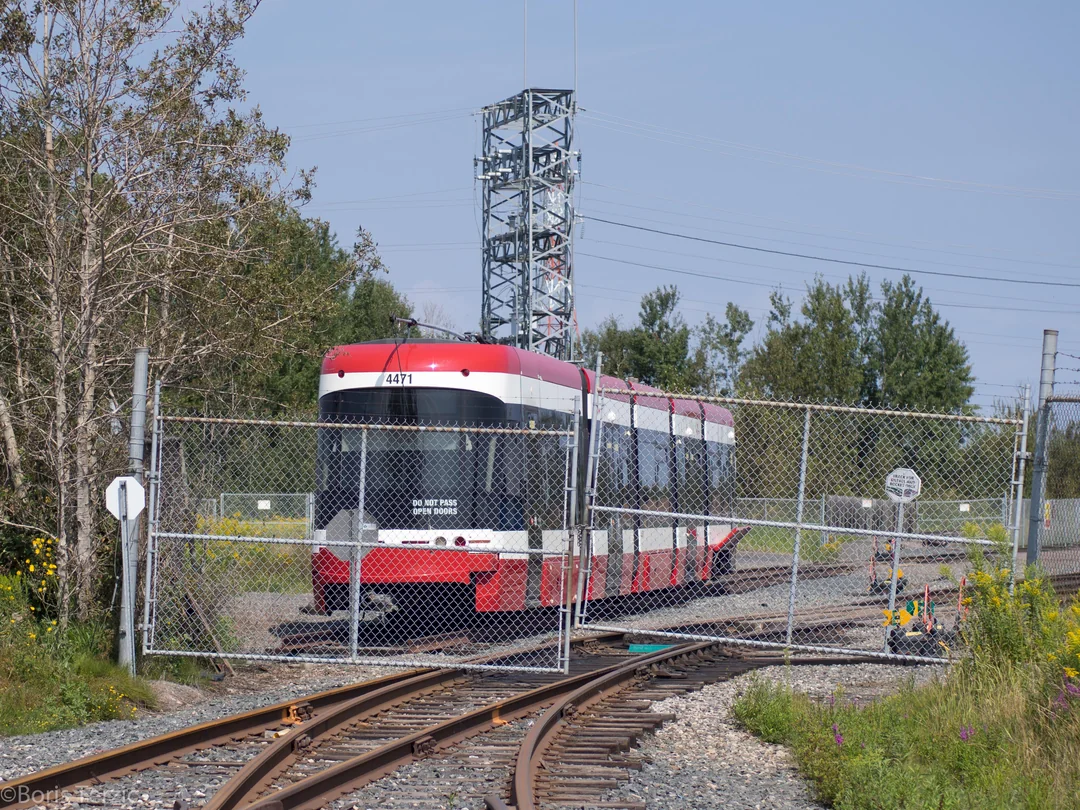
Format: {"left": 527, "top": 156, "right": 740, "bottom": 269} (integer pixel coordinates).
{"left": 106, "top": 475, "right": 145, "bottom": 675}
{"left": 883, "top": 468, "right": 921, "bottom": 653}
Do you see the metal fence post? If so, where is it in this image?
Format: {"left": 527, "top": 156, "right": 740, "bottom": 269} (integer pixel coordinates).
{"left": 785, "top": 406, "right": 812, "bottom": 646}
{"left": 575, "top": 352, "right": 604, "bottom": 627}
{"left": 1027, "top": 329, "right": 1057, "bottom": 566}
{"left": 1010, "top": 385, "right": 1031, "bottom": 591}
{"left": 349, "top": 428, "right": 368, "bottom": 662}
{"left": 884, "top": 500, "right": 905, "bottom": 652}
{"left": 117, "top": 481, "right": 135, "bottom": 675}
{"left": 142, "top": 380, "right": 162, "bottom": 653}
{"left": 820, "top": 492, "right": 827, "bottom": 547}
{"left": 562, "top": 398, "right": 582, "bottom": 671}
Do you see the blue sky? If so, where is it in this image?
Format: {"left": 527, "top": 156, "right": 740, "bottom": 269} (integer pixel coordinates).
{"left": 233, "top": 1, "right": 1080, "bottom": 409}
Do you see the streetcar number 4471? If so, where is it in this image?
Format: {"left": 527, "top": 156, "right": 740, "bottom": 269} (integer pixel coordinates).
{"left": 384, "top": 373, "right": 413, "bottom": 385}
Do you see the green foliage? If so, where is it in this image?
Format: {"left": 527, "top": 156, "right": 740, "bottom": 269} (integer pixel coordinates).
{"left": 580, "top": 286, "right": 753, "bottom": 394}
{"left": 0, "top": 574, "right": 155, "bottom": 735}
{"left": 1046, "top": 419, "right": 1080, "bottom": 499}
{"left": 740, "top": 273, "right": 974, "bottom": 412}
{"left": 733, "top": 568, "right": 1080, "bottom": 809}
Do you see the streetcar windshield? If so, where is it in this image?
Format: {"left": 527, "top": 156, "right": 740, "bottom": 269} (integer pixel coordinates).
{"left": 315, "top": 388, "right": 521, "bottom": 532}
{"left": 320, "top": 388, "right": 508, "bottom": 425}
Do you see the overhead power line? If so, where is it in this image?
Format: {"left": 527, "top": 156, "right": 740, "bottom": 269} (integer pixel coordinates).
{"left": 575, "top": 251, "right": 1080, "bottom": 315}
{"left": 582, "top": 216, "right": 1080, "bottom": 290}
{"left": 581, "top": 109, "right": 1080, "bottom": 202}
{"left": 583, "top": 193, "right": 1080, "bottom": 274}
{"left": 582, "top": 180, "right": 1080, "bottom": 264}
{"left": 581, "top": 235, "right": 1072, "bottom": 310}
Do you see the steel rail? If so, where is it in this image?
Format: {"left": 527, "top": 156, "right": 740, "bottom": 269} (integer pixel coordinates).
{"left": 0, "top": 631, "right": 624, "bottom": 810}
{"left": 0, "top": 668, "right": 432, "bottom": 810}
{"left": 203, "top": 665, "right": 472, "bottom": 810}
{"left": 240, "top": 643, "right": 714, "bottom": 810}
{"left": 507, "top": 651, "right": 896, "bottom": 810}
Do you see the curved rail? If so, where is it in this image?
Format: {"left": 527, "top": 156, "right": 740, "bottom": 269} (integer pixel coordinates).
{"left": 508, "top": 642, "right": 719, "bottom": 810}
{"left": 0, "top": 631, "right": 624, "bottom": 810}
{"left": 240, "top": 643, "right": 713, "bottom": 810}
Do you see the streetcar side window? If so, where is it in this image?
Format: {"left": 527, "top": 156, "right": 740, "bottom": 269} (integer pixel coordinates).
{"left": 637, "top": 424, "right": 671, "bottom": 511}
{"left": 706, "top": 439, "right": 735, "bottom": 518}
{"left": 678, "top": 435, "right": 707, "bottom": 518}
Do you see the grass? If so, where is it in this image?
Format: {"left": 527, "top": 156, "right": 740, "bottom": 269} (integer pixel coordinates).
{"left": 732, "top": 546, "right": 1080, "bottom": 809}
{"left": 1, "top": 558, "right": 156, "bottom": 735}
{"left": 194, "top": 514, "right": 311, "bottom": 593}
{"left": 739, "top": 524, "right": 853, "bottom": 564}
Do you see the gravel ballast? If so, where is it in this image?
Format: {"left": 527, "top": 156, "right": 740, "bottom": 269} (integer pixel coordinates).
{"left": 0, "top": 663, "right": 394, "bottom": 783}
{"left": 600, "top": 661, "right": 946, "bottom": 810}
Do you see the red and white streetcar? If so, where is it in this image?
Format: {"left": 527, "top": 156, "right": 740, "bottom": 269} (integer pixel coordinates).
{"left": 311, "top": 339, "right": 744, "bottom": 629}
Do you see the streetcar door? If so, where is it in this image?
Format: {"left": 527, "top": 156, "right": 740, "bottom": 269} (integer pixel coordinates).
{"left": 524, "top": 405, "right": 544, "bottom": 608}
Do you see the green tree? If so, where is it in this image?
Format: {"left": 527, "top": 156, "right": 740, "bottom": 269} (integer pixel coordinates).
{"left": 581, "top": 286, "right": 746, "bottom": 393}
{"left": 740, "top": 274, "right": 973, "bottom": 412}
{"left": 872, "top": 276, "right": 974, "bottom": 410}
{"left": 696, "top": 303, "right": 754, "bottom": 396}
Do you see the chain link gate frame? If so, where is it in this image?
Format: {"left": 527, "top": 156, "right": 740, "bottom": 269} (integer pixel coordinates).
{"left": 142, "top": 411, "right": 580, "bottom": 673}
{"left": 577, "top": 388, "right": 1027, "bottom": 663}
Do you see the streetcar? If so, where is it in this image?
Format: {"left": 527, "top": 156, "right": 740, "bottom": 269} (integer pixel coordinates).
{"left": 311, "top": 339, "right": 744, "bottom": 628}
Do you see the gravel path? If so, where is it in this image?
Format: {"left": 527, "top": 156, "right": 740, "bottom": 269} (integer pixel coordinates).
{"left": 0, "top": 664, "right": 393, "bottom": 783}
{"left": 600, "top": 661, "right": 945, "bottom": 810}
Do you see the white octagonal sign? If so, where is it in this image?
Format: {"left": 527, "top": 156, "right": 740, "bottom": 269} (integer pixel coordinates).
{"left": 106, "top": 475, "right": 145, "bottom": 520}
{"left": 884, "top": 468, "right": 921, "bottom": 504}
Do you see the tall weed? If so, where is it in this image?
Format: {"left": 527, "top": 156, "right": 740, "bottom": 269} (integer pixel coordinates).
{"left": 733, "top": 550, "right": 1080, "bottom": 809}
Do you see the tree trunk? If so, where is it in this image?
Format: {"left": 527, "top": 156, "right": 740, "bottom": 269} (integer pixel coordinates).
{"left": 0, "top": 390, "right": 27, "bottom": 500}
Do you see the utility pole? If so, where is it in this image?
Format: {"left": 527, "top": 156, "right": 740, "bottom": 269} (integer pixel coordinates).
{"left": 116, "top": 347, "right": 149, "bottom": 675}
{"left": 1026, "top": 329, "right": 1057, "bottom": 565}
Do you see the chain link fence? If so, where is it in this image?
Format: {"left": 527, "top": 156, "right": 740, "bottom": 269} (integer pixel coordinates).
{"left": 1031, "top": 396, "right": 1080, "bottom": 577}
{"left": 144, "top": 414, "right": 578, "bottom": 672}
{"left": 579, "top": 390, "right": 1025, "bottom": 663}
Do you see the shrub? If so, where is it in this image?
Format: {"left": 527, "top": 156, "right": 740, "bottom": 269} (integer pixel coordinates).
{"left": 733, "top": 561, "right": 1080, "bottom": 808}
{"left": 0, "top": 567, "right": 154, "bottom": 735}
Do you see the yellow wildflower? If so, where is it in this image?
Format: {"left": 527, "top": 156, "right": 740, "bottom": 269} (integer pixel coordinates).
{"left": 1065, "top": 667, "right": 1079, "bottom": 679}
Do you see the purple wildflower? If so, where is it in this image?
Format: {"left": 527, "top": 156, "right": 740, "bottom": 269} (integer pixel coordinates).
{"left": 832, "top": 723, "right": 839, "bottom": 734}
{"left": 1065, "top": 683, "right": 1080, "bottom": 696}
{"left": 860, "top": 742, "right": 866, "bottom": 749}
{"left": 1054, "top": 690, "right": 1069, "bottom": 709}
{"left": 827, "top": 695, "right": 835, "bottom": 706}
{"left": 959, "top": 725, "right": 975, "bottom": 742}
{"left": 834, "top": 733, "right": 844, "bottom": 746}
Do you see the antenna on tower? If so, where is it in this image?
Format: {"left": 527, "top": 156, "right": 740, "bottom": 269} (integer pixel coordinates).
{"left": 479, "top": 89, "right": 577, "bottom": 361}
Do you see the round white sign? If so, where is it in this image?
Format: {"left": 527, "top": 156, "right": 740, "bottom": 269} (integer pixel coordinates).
{"left": 884, "top": 468, "right": 921, "bottom": 504}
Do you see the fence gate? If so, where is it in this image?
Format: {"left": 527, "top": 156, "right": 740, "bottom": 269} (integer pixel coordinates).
{"left": 143, "top": 413, "right": 579, "bottom": 673}
{"left": 578, "top": 390, "right": 1025, "bottom": 663}
{"left": 1032, "top": 395, "right": 1080, "bottom": 577}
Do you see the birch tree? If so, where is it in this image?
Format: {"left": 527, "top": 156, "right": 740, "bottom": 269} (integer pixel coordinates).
{"left": 0, "top": 0, "right": 356, "bottom": 619}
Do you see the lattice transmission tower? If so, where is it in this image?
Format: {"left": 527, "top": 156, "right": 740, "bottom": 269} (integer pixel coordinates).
{"left": 478, "top": 89, "right": 578, "bottom": 360}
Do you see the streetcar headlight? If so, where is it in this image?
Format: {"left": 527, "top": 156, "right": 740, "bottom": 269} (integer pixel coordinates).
{"left": 434, "top": 536, "right": 447, "bottom": 547}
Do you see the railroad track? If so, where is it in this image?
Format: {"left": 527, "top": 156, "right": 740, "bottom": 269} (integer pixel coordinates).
{"left": 0, "top": 633, "right": 877, "bottom": 810}
{"left": 5, "top": 569, "right": 1076, "bottom": 810}
{"left": 0, "top": 634, "right": 615, "bottom": 810}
